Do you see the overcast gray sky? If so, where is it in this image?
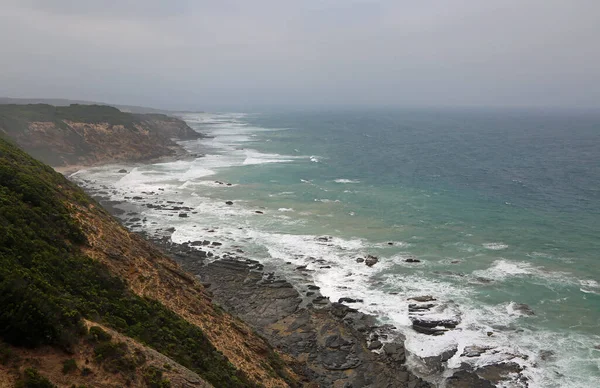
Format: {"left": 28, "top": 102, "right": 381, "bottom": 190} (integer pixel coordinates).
{"left": 1, "top": 0, "right": 599, "bottom": 110}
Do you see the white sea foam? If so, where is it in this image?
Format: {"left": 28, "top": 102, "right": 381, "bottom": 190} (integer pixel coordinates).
{"left": 483, "top": 242, "right": 509, "bottom": 250}
{"left": 334, "top": 179, "right": 360, "bottom": 184}
{"left": 473, "top": 259, "right": 534, "bottom": 281}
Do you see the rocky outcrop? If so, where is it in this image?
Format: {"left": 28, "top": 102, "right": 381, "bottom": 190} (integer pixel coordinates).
{"left": 172, "top": 251, "right": 432, "bottom": 388}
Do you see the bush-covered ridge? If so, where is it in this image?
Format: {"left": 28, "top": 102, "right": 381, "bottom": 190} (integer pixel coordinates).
{"left": 0, "top": 137, "right": 254, "bottom": 387}
{"left": 0, "top": 104, "right": 144, "bottom": 131}
{"left": 0, "top": 103, "right": 202, "bottom": 167}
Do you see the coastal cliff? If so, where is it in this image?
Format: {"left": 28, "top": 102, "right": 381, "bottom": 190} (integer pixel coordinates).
{"left": 0, "top": 104, "right": 202, "bottom": 167}
{"left": 0, "top": 136, "right": 298, "bottom": 387}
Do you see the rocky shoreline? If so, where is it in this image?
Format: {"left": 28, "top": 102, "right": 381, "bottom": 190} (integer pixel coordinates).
{"left": 79, "top": 184, "right": 530, "bottom": 388}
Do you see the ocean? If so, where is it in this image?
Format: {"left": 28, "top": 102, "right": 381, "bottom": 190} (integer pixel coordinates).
{"left": 71, "top": 108, "right": 600, "bottom": 387}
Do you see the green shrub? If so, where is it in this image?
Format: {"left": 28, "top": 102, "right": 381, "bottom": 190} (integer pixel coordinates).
{"left": 143, "top": 366, "right": 171, "bottom": 388}
{"left": 88, "top": 326, "right": 112, "bottom": 343}
{"left": 62, "top": 359, "right": 78, "bottom": 374}
{"left": 15, "top": 367, "right": 56, "bottom": 388}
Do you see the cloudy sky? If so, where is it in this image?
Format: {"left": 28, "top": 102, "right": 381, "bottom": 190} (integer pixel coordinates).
{"left": 1, "top": 0, "right": 599, "bottom": 110}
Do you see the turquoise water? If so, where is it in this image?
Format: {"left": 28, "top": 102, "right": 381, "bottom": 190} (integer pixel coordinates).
{"left": 73, "top": 109, "right": 600, "bottom": 387}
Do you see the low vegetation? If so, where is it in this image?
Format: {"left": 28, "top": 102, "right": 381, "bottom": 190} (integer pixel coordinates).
{"left": 0, "top": 137, "right": 253, "bottom": 386}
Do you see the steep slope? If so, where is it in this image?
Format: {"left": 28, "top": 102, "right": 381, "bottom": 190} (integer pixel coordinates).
{"left": 0, "top": 137, "right": 299, "bottom": 387}
{"left": 0, "top": 104, "right": 201, "bottom": 167}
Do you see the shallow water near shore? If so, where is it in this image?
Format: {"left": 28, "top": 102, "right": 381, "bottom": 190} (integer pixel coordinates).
{"left": 71, "top": 109, "right": 600, "bottom": 387}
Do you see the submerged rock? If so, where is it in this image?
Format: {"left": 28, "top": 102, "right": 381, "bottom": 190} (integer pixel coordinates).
{"left": 118, "top": 169, "right": 128, "bottom": 173}
{"left": 512, "top": 303, "right": 535, "bottom": 316}
{"left": 225, "top": 201, "right": 233, "bottom": 205}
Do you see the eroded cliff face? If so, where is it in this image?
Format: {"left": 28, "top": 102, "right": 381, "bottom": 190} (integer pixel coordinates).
{"left": 0, "top": 104, "right": 203, "bottom": 167}
{"left": 0, "top": 136, "right": 299, "bottom": 387}
{"left": 69, "top": 200, "right": 300, "bottom": 387}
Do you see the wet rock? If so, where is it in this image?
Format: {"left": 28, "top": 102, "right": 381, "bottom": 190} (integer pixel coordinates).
{"left": 382, "top": 343, "right": 405, "bottom": 363}
{"left": 132, "top": 196, "right": 143, "bottom": 200}
{"left": 387, "top": 242, "right": 394, "bottom": 245}
{"left": 461, "top": 345, "right": 492, "bottom": 357}
{"left": 594, "top": 344, "right": 600, "bottom": 350}
{"left": 475, "top": 362, "right": 523, "bottom": 383}
{"left": 408, "top": 303, "right": 435, "bottom": 312}
{"left": 308, "top": 285, "right": 320, "bottom": 290}
{"left": 446, "top": 370, "right": 494, "bottom": 388}
{"left": 225, "top": 201, "right": 234, "bottom": 205}
{"left": 320, "top": 265, "right": 332, "bottom": 269}
{"left": 255, "top": 210, "right": 264, "bottom": 214}
{"left": 165, "top": 227, "right": 176, "bottom": 233}
{"left": 421, "top": 345, "right": 458, "bottom": 372}
{"left": 316, "top": 236, "right": 331, "bottom": 242}
{"left": 118, "top": 169, "right": 128, "bottom": 173}
{"left": 178, "top": 213, "right": 188, "bottom": 218}
{"left": 409, "top": 295, "right": 436, "bottom": 302}
{"left": 338, "top": 297, "right": 363, "bottom": 304}
{"left": 211, "top": 242, "right": 222, "bottom": 246}
{"left": 405, "top": 258, "right": 421, "bottom": 263}
{"left": 365, "top": 255, "right": 378, "bottom": 267}
{"left": 356, "top": 258, "right": 365, "bottom": 263}
{"left": 368, "top": 340, "right": 383, "bottom": 350}
{"left": 129, "top": 217, "right": 141, "bottom": 222}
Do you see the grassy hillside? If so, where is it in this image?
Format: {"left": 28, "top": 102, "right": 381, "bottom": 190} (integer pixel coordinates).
{"left": 0, "top": 137, "right": 292, "bottom": 387}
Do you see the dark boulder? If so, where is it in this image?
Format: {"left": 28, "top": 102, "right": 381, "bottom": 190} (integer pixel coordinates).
{"left": 365, "top": 255, "right": 378, "bottom": 267}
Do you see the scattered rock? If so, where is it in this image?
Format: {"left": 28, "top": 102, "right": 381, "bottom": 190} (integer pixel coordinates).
{"left": 225, "top": 201, "right": 234, "bottom": 205}
{"left": 405, "top": 258, "right": 421, "bottom": 263}
{"left": 308, "top": 285, "right": 320, "bottom": 290}
{"left": 255, "top": 211, "right": 264, "bottom": 214}
{"left": 487, "top": 331, "right": 494, "bottom": 337}
{"left": 178, "top": 213, "right": 188, "bottom": 218}
{"left": 387, "top": 242, "right": 394, "bottom": 245}
{"left": 365, "top": 255, "right": 378, "bottom": 267}
{"left": 211, "top": 242, "right": 222, "bottom": 246}
{"left": 316, "top": 236, "right": 331, "bottom": 242}
{"left": 356, "top": 258, "right": 364, "bottom": 263}
{"left": 165, "top": 227, "right": 176, "bottom": 233}
{"left": 117, "top": 169, "right": 128, "bottom": 173}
